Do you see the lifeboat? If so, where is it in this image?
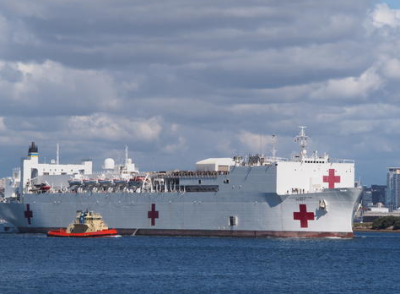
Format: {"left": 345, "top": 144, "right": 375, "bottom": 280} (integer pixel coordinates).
{"left": 98, "top": 179, "right": 113, "bottom": 186}
{"left": 68, "top": 179, "right": 83, "bottom": 186}
{"left": 83, "top": 179, "right": 98, "bottom": 186}
{"left": 129, "top": 176, "right": 145, "bottom": 187}
{"left": 47, "top": 210, "right": 118, "bottom": 238}
{"left": 32, "top": 183, "right": 51, "bottom": 193}
{"left": 113, "top": 178, "right": 128, "bottom": 185}
{"left": 41, "top": 185, "right": 51, "bottom": 193}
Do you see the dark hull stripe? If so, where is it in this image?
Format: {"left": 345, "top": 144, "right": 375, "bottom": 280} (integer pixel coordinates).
{"left": 17, "top": 227, "right": 353, "bottom": 239}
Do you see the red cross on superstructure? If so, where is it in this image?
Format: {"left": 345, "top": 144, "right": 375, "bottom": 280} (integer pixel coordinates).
{"left": 293, "top": 204, "right": 314, "bottom": 228}
{"left": 148, "top": 203, "right": 159, "bottom": 226}
{"left": 24, "top": 204, "right": 33, "bottom": 225}
{"left": 323, "top": 169, "right": 341, "bottom": 189}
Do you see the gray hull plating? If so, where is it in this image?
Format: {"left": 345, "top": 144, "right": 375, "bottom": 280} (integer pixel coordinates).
{"left": 0, "top": 165, "right": 362, "bottom": 238}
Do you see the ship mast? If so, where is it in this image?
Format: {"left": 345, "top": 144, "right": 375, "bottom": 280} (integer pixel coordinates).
{"left": 294, "top": 126, "right": 308, "bottom": 159}
{"left": 271, "top": 135, "right": 277, "bottom": 159}
{"left": 56, "top": 143, "right": 60, "bottom": 165}
{"left": 125, "top": 145, "right": 129, "bottom": 165}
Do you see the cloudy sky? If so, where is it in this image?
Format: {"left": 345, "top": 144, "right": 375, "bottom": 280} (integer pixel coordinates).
{"left": 0, "top": 0, "right": 399, "bottom": 185}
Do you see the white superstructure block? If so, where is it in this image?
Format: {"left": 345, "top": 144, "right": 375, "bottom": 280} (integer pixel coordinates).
{"left": 276, "top": 161, "right": 354, "bottom": 195}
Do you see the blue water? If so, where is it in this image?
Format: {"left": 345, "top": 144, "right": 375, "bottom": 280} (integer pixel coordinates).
{"left": 0, "top": 232, "right": 397, "bottom": 294}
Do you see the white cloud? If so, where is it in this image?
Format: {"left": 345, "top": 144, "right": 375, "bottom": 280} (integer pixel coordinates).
{"left": 311, "top": 67, "right": 383, "bottom": 100}
{"left": 0, "top": 117, "right": 6, "bottom": 131}
{"left": 381, "top": 58, "right": 400, "bottom": 79}
{"left": 162, "top": 136, "right": 186, "bottom": 153}
{"left": 0, "top": 60, "right": 121, "bottom": 114}
{"left": 0, "top": 0, "right": 400, "bottom": 185}
{"left": 371, "top": 3, "right": 400, "bottom": 28}
{"left": 237, "top": 131, "right": 276, "bottom": 154}
{"left": 67, "top": 115, "right": 162, "bottom": 142}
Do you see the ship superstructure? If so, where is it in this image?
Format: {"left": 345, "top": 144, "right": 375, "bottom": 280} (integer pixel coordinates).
{"left": 0, "top": 127, "right": 362, "bottom": 238}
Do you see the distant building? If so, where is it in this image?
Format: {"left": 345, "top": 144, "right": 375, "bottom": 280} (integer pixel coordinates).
{"left": 0, "top": 178, "right": 4, "bottom": 198}
{"left": 361, "top": 202, "right": 393, "bottom": 222}
{"left": 369, "top": 206, "right": 389, "bottom": 213}
{"left": 386, "top": 167, "right": 400, "bottom": 210}
{"left": 362, "top": 187, "right": 373, "bottom": 207}
{"left": 357, "top": 184, "right": 390, "bottom": 222}
{"left": 371, "top": 185, "right": 386, "bottom": 205}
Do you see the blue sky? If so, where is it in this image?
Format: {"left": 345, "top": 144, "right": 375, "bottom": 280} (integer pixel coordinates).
{"left": 382, "top": 0, "right": 400, "bottom": 8}
{"left": 1, "top": 0, "right": 400, "bottom": 186}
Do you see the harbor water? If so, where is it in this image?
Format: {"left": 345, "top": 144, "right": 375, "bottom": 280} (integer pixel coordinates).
{"left": 0, "top": 232, "right": 397, "bottom": 294}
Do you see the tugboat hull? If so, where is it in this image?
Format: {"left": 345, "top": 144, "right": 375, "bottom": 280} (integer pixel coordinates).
{"left": 47, "top": 228, "right": 118, "bottom": 238}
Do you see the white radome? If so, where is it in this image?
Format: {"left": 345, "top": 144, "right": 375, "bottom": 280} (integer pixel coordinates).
{"left": 103, "top": 158, "right": 115, "bottom": 170}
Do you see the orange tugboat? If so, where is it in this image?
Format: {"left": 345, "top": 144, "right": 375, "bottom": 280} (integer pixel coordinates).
{"left": 47, "top": 210, "right": 118, "bottom": 237}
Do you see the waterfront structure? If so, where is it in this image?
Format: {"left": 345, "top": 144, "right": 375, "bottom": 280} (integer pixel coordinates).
{"left": 386, "top": 168, "right": 400, "bottom": 210}
{"left": 362, "top": 187, "right": 373, "bottom": 207}
{"left": 371, "top": 185, "right": 386, "bottom": 205}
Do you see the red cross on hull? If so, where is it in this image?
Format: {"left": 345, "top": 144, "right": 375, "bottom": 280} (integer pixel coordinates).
{"left": 293, "top": 204, "right": 314, "bottom": 228}
{"left": 323, "top": 169, "right": 341, "bottom": 189}
{"left": 148, "top": 204, "right": 159, "bottom": 226}
{"left": 24, "top": 204, "right": 33, "bottom": 225}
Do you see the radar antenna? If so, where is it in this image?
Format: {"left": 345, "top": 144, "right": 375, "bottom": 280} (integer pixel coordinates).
{"left": 294, "top": 126, "right": 308, "bottom": 158}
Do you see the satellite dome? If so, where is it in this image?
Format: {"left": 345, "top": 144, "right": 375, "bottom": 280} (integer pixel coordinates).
{"left": 103, "top": 158, "right": 115, "bottom": 170}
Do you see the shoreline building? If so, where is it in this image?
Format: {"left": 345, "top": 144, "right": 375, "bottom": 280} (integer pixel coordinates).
{"left": 386, "top": 167, "right": 400, "bottom": 210}
{"left": 371, "top": 185, "right": 386, "bottom": 205}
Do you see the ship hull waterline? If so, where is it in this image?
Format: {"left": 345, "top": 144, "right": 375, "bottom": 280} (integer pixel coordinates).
{"left": 31, "top": 227, "right": 353, "bottom": 238}
{"left": 0, "top": 187, "right": 362, "bottom": 239}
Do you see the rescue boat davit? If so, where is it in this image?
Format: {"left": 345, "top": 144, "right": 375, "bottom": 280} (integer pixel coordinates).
{"left": 47, "top": 210, "right": 117, "bottom": 237}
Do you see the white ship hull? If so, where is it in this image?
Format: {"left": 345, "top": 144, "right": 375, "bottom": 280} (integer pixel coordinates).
{"left": 0, "top": 128, "right": 362, "bottom": 238}
{"left": 0, "top": 187, "right": 362, "bottom": 238}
